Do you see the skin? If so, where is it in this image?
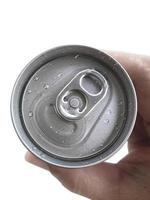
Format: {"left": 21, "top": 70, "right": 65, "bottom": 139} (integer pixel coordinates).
{"left": 25, "top": 52, "right": 150, "bottom": 200}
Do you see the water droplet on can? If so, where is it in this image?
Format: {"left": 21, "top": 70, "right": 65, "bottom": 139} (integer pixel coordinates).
{"left": 28, "top": 111, "right": 33, "bottom": 117}
{"left": 107, "top": 109, "right": 112, "bottom": 114}
{"left": 104, "top": 119, "right": 109, "bottom": 124}
{"left": 58, "top": 73, "right": 63, "bottom": 77}
{"left": 32, "top": 146, "right": 37, "bottom": 150}
{"left": 34, "top": 76, "right": 39, "bottom": 81}
{"left": 74, "top": 54, "right": 79, "bottom": 59}
{"left": 41, "top": 154, "right": 45, "bottom": 158}
{"left": 43, "top": 83, "right": 49, "bottom": 89}
{"left": 27, "top": 89, "right": 32, "bottom": 94}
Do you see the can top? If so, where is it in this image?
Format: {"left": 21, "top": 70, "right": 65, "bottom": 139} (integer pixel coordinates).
{"left": 11, "top": 45, "right": 137, "bottom": 168}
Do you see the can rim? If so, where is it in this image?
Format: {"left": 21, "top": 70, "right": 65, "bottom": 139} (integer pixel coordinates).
{"left": 10, "top": 45, "right": 137, "bottom": 168}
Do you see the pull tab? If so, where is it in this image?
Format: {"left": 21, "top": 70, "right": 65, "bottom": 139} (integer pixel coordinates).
{"left": 56, "top": 69, "right": 108, "bottom": 120}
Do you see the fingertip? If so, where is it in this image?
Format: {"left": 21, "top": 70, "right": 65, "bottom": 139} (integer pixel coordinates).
{"left": 25, "top": 151, "right": 33, "bottom": 162}
{"left": 25, "top": 151, "right": 50, "bottom": 171}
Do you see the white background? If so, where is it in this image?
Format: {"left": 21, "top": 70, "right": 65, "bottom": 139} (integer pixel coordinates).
{"left": 0, "top": 0, "right": 150, "bottom": 200}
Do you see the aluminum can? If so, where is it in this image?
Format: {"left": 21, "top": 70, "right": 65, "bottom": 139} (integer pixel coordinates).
{"left": 11, "top": 45, "right": 137, "bottom": 168}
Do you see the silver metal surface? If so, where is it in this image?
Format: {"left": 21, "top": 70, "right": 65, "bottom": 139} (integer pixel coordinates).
{"left": 56, "top": 69, "right": 108, "bottom": 120}
{"left": 11, "top": 45, "right": 137, "bottom": 168}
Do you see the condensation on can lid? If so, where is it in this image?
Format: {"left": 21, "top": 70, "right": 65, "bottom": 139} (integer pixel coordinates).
{"left": 11, "top": 45, "right": 137, "bottom": 168}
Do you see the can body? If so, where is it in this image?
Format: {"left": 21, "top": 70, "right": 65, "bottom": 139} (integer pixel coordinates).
{"left": 11, "top": 45, "right": 137, "bottom": 168}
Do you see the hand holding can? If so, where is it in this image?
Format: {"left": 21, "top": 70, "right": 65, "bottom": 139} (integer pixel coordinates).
{"left": 26, "top": 51, "right": 150, "bottom": 200}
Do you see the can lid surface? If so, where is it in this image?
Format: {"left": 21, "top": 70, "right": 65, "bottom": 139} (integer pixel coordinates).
{"left": 11, "top": 45, "right": 137, "bottom": 167}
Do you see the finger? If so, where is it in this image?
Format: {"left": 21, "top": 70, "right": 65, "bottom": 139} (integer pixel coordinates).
{"left": 127, "top": 115, "right": 150, "bottom": 151}
{"left": 26, "top": 152, "right": 122, "bottom": 200}
{"left": 25, "top": 151, "right": 49, "bottom": 170}
{"left": 108, "top": 51, "right": 150, "bottom": 149}
{"left": 109, "top": 51, "right": 150, "bottom": 123}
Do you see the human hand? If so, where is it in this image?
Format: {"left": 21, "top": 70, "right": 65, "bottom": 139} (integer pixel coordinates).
{"left": 25, "top": 52, "right": 150, "bottom": 200}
